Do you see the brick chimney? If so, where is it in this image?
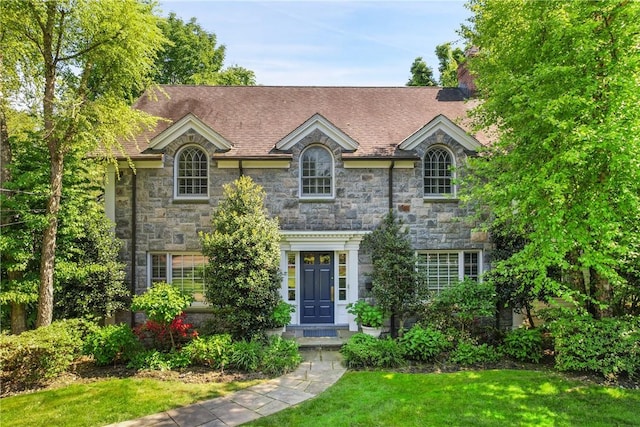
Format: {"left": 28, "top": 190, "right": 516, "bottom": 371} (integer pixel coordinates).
{"left": 457, "top": 47, "right": 478, "bottom": 98}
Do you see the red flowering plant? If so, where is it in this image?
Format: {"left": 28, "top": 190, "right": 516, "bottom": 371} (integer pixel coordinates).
{"left": 131, "top": 282, "right": 195, "bottom": 351}
{"left": 134, "top": 312, "right": 198, "bottom": 351}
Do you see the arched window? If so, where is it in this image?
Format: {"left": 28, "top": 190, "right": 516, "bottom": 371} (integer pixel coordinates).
{"left": 300, "top": 146, "right": 333, "bottom": 198}
{"left": 424, "top": 146, "right": 454, "bottom": 196}
{"left": 175, "top": 145, "right": 208, "bottom": 198}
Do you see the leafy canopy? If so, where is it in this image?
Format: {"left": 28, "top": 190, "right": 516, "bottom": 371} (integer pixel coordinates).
{"left": 462, "top": 0, "right": 640, "bottom": 316}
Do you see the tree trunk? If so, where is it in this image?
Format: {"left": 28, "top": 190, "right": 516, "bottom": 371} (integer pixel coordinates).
{"left": 11, "top": 303, "right": 27, "bottom": 334}
{"left": 35, "top": 2, "right": 60, "bottom": 328}
{"left": 36, "top": 151, "right": 64, "bottom": 327}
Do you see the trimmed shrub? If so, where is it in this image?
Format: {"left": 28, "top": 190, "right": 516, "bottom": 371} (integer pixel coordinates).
{"left": 341, "top": 333, "right": 406, "bottom": 369}
{"left": 502, "top": 327, "right": 543, "bottom": 363}
{"left": 450, "top": 340, "right": 502, "bottom": 365}
{"left": 399, "top": 325, "right": 450, "bottom": 362}
{"left": 260, "top": 336, "right": 302, "bottom": 376}
{"left": 0, "top": 319, "right": 86, "bottom": 389}
{"left": 83, "top": 323, "right": 141, "bottom": 366}
{"left": 549, "top": 315, "right": 640, "bottom": 379}
{"left": 181, "top": 334, "right": 233, "bottom": 370}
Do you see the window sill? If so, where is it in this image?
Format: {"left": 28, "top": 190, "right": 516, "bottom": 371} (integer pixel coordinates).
{"left": 423, "top": 197, "right": 459, "bottom": 204}
{"left": 172, "top": 198, "right": 210, "bottom": 205}
{"left": 299, "top": 198, "right": 335, "bottom": 203}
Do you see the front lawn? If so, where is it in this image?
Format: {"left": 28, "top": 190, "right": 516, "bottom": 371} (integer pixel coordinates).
{"left": 0, "top": 376, "right": 261, "bottom": 427}
{"left": 248, "top": 370, "right": 640, "bottom": 427}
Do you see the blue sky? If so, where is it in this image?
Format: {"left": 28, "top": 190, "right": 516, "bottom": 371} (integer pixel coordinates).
{"left": 159, "top": 1, "right": 472, "bottom": 86}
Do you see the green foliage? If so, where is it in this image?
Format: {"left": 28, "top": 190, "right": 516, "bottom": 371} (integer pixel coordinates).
{"left": 463, "top": 0, "right": 640, "bottom": 317}
{"left": 0, "top": 319, "right": 86, "bottom": 390}
{"left": 501, "top": 327, "right": 543, "bottom": 363}
{"left": 399, "top": 325, "right": 450, "bottom": 362}
{"left": 153, "top": 13, "right": 255, "bottom": 86}
{"left": 269, "top": 300, "right": 295, "bottom": 328}
{"left": 131, "top": 283, "right": 193, "bottom": 326}
{"left": 420, "top": 278, "right": 496, "bottom": 337}
{"left": 1, "top": 0, "right": 166, "bottom": 326}
{"left": 435, "top": 42, "right": 465, "bottom": 87}
{"left": 406, "top": 57, "right": 436, "bottom": 86}
{"left": 260, "top": 336, "right": 302, "bottom": 376}
{"left": 449, "top": 340, "right": 502, "bottom": 366}
{"left": 181, "top": 334, "right": 233, "bottom": 370}
{"left": 230, "top": 340, "right": 263, "bottom": 372}
{"left": 127, "top": 349, "right": 190, "bottom": 371}
{"left": 200, "top": 176, "right": 282, "bottom": 339}
{"left": 362, "top": 212, "right": 427, "bottom": 333}
{"left": 83, "top": 324, "right": 141, "bottom": 366}
{"left": 549, "top": 315, "right": 640, "bottom": 379}
{"left": 340, "top": 333, "right": 406, "bottom": 369}
{"left": 347, "top": 300, "right": 385, "bottom": 328}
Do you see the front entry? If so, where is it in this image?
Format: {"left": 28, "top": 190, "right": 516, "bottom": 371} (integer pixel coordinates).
{"left": 301, "top": 252, "right": 334, "bottom": 323}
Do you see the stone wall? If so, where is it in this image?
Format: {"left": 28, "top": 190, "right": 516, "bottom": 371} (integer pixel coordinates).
{"left": 114, "top": 128, "right": 492, "bottom": 304}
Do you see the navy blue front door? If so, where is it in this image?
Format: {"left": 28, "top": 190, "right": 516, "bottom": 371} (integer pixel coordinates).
{"left": 301, "top": 252, "right": 334, "bottom": 324}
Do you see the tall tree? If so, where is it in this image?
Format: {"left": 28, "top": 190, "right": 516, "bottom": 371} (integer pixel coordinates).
{"left": 200, "top": 176, "right": 281, "bottom": 339}
{"left": 406, "top": 57, "right": 437, "bottom": 86}
{"left": 154, "top": 13, "right": 256, "bottom": 86}
{"left": 362, "top": 212, "right": 427, "bottom": 337}
{"left": 462, "top": 0, "right": 640, "bottom": 318}
{"left": 0, "top": 0, "right": 165, "bottom": 327}
{"left": 435, "top": 42, "right": 465, "bottom": 87}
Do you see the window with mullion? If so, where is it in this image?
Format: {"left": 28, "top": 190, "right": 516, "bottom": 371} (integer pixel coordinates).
{"left": 301, "top": 146, "right": 333, "bottom": 197}
{"left": 176, "top": 146, "right": 208, "bottom": 197}
{"left": 424, "top": 147, "right": 453, "bottom": 196}
{"left": 149, "top": 253, "right": 207, "bottom": 303}
{"left": 417, "top": 251, "right": 480, "bottom": 293}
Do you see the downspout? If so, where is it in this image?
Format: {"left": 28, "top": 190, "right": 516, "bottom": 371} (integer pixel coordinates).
{"left": 239, "top": 160, "right": 244, "bottom": 177}
{"left": 388, "top": 160, "right": 396, "bottom": 337}
{"left": 388, "top": 160, "right": 395, "bottom": 211}
{"left": 130, "top": 171, "right": 137, "bottom": 326}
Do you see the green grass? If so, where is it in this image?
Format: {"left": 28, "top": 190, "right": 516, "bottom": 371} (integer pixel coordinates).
{"left": 248, "top": 370, "right": 640, "bottom": 427}
{"left": 1, "top": 377, "right": 261, "bottom": 427}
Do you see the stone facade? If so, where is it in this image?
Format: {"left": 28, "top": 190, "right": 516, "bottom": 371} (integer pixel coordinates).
{"left": 114, "top": 128, "right": 492, "bottom": 327}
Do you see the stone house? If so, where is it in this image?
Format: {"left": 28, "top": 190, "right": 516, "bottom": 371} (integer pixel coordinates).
{"left": 106, "top": 86, "right": 493, "bottom": 331}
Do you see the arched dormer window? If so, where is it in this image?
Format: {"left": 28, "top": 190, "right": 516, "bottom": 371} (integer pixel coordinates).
{"left": 175, "top": 145, "right": 208, "bottom": 199}
{"left": 300, "top": 145, "right": 333, "bottom": 198}
{"left": 424, "top": 146, "right": 454, "bottom": 197}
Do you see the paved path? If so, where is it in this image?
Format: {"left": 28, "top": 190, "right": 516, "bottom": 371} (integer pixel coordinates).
{"left": 108, "top": 349, "right": 345, "bottom": 427}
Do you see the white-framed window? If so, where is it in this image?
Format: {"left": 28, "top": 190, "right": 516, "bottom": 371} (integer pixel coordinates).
{"left": 175, "top": 145, "right": 208, "bottom": 199}
{"left": 424, "top": 146, "right": 454, "bottom": 197}
{"left": 149, "top": 253, "right": 207, "bottom": 304}
{"left": 337, "top": 252, "right": 348, "bottom": 301}
{"left": 286, "top": 252, "right": 297, "bottom": 302}
{"left": 416, "top": 250, "right": 481, "bottom": 293}
{"left": 300, "top": 145, "right": 333, "bottom": 198}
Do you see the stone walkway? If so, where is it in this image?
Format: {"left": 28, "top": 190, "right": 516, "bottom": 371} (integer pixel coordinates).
{"left": 107, "top": 349, "right": 345, "bottom": 427}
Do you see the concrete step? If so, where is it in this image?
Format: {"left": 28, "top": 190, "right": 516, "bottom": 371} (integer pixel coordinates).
{"left": 284, "top": 325, "right": 355, "bottom": 349}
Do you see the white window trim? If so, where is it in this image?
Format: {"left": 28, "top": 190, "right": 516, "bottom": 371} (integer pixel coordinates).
{"left": 416, "top": 250, "right": 483, "bottom": 292}
{"left": 299, "top": 145, "right": 335, "bottom": 200}
{"left": 174, "top": 144, "right": 210, "bottom": 200}
{"left": 147, "top": 252, "right": 208, "bottom": 308}
{"left": 423, "top": 145, "right": 457, "bottom": 199}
